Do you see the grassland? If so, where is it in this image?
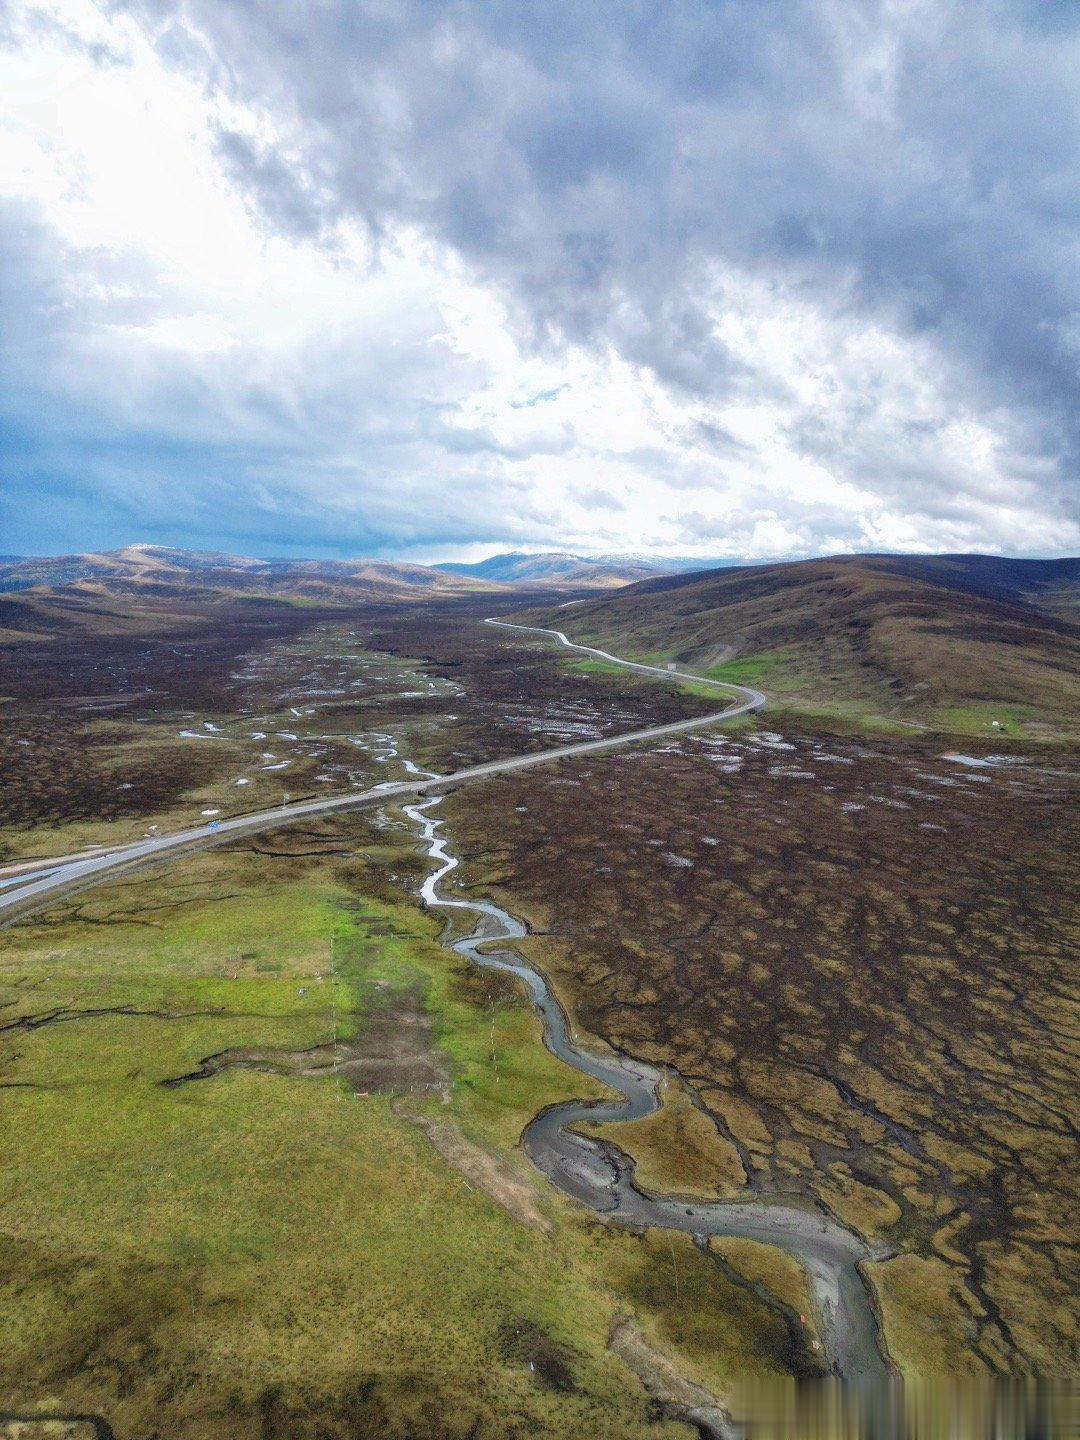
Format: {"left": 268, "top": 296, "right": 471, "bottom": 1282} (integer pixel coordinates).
{"left": 527, "top": 555, "right": 1080, "bottom": 740}
{"left": 1, "top": 806, "right": 821, "bottom": 1438}
{"left": 3, "top": 585, "right": 1077, "bottom": 1434}
{"left": 0, "top": 545, "right": 497, "bottom": 646}
{"left": 581, "top": 1073, "right": 747, "bottom": 1201}
{"left": 700, "top": 652, "right": 796, "bottom": 686}
{"left": 568, "top": 640, "right": 1052, "bottom": 739}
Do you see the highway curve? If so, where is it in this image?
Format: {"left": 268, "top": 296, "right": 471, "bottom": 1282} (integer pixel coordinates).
{"left": 2, "top": 617, "right": 900, "bottom": 1422}
{"left": 0, "top": 619, "right": 764, "bottom": 927}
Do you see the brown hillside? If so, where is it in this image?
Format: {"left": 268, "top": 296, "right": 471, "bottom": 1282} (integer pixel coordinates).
{"left": 529, "top": 554, "right": 1080, "bottom": 736}
{"left": 0, "top": 545, "right": 501, "bottom": 642}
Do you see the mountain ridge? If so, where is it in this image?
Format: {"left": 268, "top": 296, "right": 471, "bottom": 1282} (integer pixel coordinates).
{"left": 0, "top": 544, "right": 504, "bottom": 642}
{"left": 434, "top": 550, "right": 750, "bottom": 586}
{"left": 434, "top": 551, "right": 665, "bottom": 586}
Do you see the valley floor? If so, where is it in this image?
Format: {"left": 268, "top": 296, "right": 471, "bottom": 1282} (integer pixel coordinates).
{"left": 1, "top": 601, "right": 1076, "bottom": 1438}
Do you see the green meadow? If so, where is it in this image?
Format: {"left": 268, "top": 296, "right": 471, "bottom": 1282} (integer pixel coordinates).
{"left": 0, "top": 822, "right": 800, "bottom": 1438}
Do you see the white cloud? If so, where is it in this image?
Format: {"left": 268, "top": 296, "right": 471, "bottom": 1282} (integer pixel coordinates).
{"left": 1, "top": 0, "right": 1077, "bottom": 559}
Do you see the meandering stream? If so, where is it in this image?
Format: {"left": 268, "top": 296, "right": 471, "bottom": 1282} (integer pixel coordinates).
{"left": 402, "top": 795, "right": 897, "bottom": 1404}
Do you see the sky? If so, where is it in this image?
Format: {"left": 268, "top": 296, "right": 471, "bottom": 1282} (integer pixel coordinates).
{"left": 0, "top": 0, "right": 1077, "bottom": 563}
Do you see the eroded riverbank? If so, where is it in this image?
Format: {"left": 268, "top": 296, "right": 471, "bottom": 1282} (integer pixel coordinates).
{"left": 402, "top": 795, "right": 899, "bottom": 1424}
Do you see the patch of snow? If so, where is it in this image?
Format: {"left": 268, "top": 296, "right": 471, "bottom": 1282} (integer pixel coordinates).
{"left": 942, "top": 753, "right": 1027, "bottom": 770}
{"left": 749, "top": 732, "right": 796, "bottom": 751}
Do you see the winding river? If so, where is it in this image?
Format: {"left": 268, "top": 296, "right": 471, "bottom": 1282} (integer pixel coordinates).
{"left": 4, "top": 609, "right": 898, "bottom": 1427}
{"left": 402, "top": 792, "right": 898, "bottom": 1412}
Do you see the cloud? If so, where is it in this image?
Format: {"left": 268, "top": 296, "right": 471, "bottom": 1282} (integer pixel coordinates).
{"left": 1, "top": 0, "right": 1077, "bottom": 559}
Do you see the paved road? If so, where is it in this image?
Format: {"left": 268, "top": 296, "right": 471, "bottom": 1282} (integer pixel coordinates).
{"left": 0, "top": 619, "right": 764, "bottom": 926}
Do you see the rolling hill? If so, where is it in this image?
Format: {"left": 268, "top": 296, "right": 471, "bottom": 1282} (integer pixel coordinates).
{"left": 0, "top": 544, "right": 501, "bottom": 599}
{"left": 527, "top": 553, "right": 1080, "bottom": 737}
{"left": 0, "top": 545, "right": 501, "bottom": 642}
{"left": 434, "top": 551, "right": 667, "bottom": 586}
{"left": 0, "top": 545, "right": 731, "bottom": 643}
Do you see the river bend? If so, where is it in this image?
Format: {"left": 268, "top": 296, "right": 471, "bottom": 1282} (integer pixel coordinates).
{"left": 402, "top": 796, "right": 896, "bottom": 1399}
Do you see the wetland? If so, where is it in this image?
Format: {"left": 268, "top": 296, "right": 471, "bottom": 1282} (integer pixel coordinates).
{"left": 1, "top": 597, "right": 1076, "bottom": 1438}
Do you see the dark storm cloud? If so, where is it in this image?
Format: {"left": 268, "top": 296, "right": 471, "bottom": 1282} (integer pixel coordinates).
{"left": 213, "top": 128, "right": 335, "bottom": 243}
{"left": 105, "top": 0, "right": 1079, "bottom": 534}
{"left": 4, "top": 0, "right": 1078, "bottom": 556}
